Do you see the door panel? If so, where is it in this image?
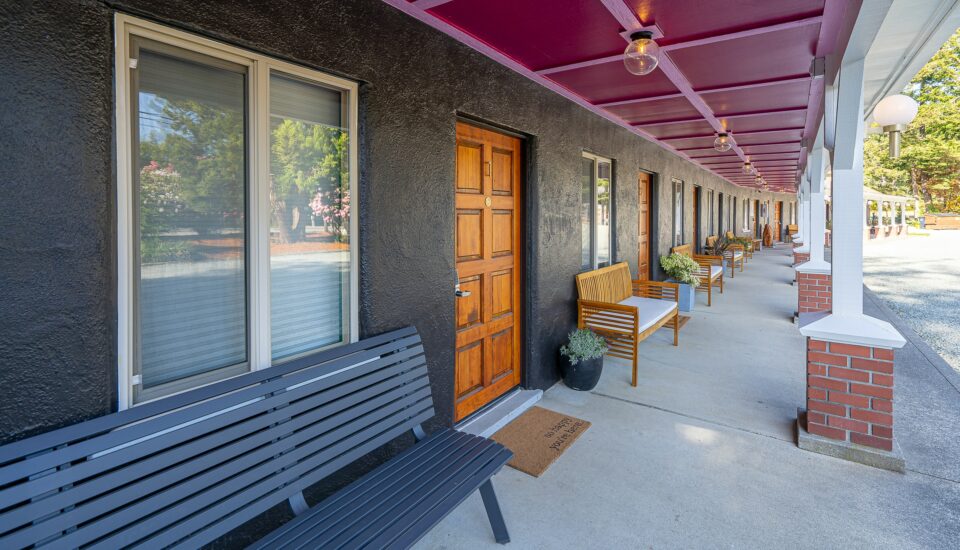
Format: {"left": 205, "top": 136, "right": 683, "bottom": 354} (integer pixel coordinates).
{"left": 454, "top": 122, "right": 523, "bottom": 421}
{"left": 637, "top": 173, "right": 651, "bottom": 280}
{"left": 774, "top": 202, "right": 782, "bottom": 241}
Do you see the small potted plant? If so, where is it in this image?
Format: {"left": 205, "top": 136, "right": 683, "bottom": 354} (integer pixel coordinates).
{"left": 660, "top": 252, "right": 700, "bottom": 312}
{"left": 559, "top": 328, "right": 608, "bottom": 390}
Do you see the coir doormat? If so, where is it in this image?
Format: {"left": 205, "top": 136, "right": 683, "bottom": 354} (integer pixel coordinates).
{"left": 491, "top": 406, "right": 590, "bottom": 477}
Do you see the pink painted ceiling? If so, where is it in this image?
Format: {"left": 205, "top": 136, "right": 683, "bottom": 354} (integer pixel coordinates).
{"left": 391, "top": 0, "right": 861, "bottom": 191}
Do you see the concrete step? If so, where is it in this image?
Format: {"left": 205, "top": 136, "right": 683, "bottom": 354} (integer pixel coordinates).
{"left": 455, "top": 388, "right": 542, "bottom": 438}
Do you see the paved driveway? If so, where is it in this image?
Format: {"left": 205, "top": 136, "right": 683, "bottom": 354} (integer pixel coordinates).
{"left": 864, "top": 231, "right": 960, "bottom": 374}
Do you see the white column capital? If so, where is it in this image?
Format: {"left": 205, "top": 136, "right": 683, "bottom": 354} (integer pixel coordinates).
{"left": 800, "top": 313, "right": 906, "bottom": 349}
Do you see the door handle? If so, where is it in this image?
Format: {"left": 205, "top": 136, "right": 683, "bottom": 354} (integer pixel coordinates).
{"left": 455, "top": 270, "right": 471, "bottom": 298}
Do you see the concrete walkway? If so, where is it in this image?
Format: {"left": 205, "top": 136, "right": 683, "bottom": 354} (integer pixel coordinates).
{"left": 417, "top": 245, "right": 960, "bottom": 549}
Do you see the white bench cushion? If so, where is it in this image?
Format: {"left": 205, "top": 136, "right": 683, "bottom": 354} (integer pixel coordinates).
{"left": 618, "top": 296, "right": 678, "bottom": 334}
{"left": 724, "top": 251, "right": 743, "bottom": 260}
{"left": 696, "top": 265, "right": 722, "bottom": 279}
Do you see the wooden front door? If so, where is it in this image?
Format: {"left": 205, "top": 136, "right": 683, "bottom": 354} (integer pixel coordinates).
{"left": 637, "top": 172, "right": 652, "bottom": 280}
{"left": 774, "top": 201, "right": 782, "bottom": 241}
{"left": 454, "top": 122, "right": 523, "bottom": 422}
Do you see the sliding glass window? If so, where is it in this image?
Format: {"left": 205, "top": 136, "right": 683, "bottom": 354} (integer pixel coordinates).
{"left": 707, "top": 189, "right": 715, "bottom": 236}
{"left": 672, "top": 179, "right": 684, "bottom": 246}
{"left": 117, "top": 17, "right": 358, "bottom": 406}
{"left": 580, "top": 152, "right": 614, "bottom": 270}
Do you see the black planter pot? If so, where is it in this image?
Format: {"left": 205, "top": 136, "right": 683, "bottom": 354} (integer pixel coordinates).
{"left": 560, "top": 355, "right": 603, "bottom": 391}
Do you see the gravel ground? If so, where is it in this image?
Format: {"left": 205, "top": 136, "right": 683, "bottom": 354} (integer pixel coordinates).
{"left": 863, "top": 230, "right": 960, "bottom": 374}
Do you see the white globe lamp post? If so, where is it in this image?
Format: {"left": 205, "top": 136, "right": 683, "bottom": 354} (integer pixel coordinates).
{"left": 872, "top": 94, "right": 919, "bottom": 158}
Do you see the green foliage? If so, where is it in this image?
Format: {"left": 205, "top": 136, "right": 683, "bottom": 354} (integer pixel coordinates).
{"left": 660, "top": 253, "right": 701, "bottom": 287}
{"left": 140, "top": 239, "right": 194, "bottom": 264}
{"left": 864, "top": 29, "right": 960, "bottom": 213}
{"left": 730, "top": 236, "right": 753, "bottom": 252}
{"left": 560, "top": 329, "right": 608, "bottom": 365}
{"left": 707, "top": 235, "right": 730, "bottom": 256}
{"left": 271, "top": 120, "right": 350, "bottom": 242}
{"left": 139, "top": 96, "right": 349, "bottom": 243}
{"left": 139, "top": 100, "right": 245, "bottom": 234}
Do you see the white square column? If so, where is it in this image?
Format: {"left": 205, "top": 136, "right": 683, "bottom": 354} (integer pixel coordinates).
{"left": 800, "top": 56, "right": 904, "bottom": 348}
{"left": 795, "top": 176, "right": 811, "bottom": 253}
{"left": 798, "top": 134, "right": 829, "bottom": 270}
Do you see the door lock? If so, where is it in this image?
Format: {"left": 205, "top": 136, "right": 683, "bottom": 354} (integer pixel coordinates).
{"left": 455, "top": 270, "right": 471, "bottom": 298}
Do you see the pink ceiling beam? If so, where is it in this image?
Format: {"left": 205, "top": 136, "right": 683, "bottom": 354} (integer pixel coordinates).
{"left": 738, "top": 143, "right": 804, "bottom": 150}
{"left": 660, "top": 127, "right": 805, "bottom": 141}
{"left": 537, "top": 54, "right": 624, "bottom": 76}
{"left": 696, "top": 75, "right": 812, "bottom": 95}
{"left": 661, "top": 15, "right": 823, "bottom": 52}
{"left": 632, "top": 116, "right": 704, "bottom": 127}
{"left": 596, "top": 92, "right": 686, "bottom": 107}
{"left": 378, "top": 0, "right": 710, "bottom": 171}
{"left": 411, "top": 0, "right": 453, "bottom": 9}
{"left": 679, "top": 145, "right": 800, "bottom": 153}
{"left": 598, "top": 75, "right": 812, "bottom": 108}
{"left": 599, "top": 0, "right": 648, "bottom": 33}
{"left": 537, "top": 15, "right": 822, "bottom": 76}
{"left": 638, "top": 107, "right": 808, "bottom": 126}
{"left": 700, "top": 160, "right": 745, "bottom": 166}
{"left": 596, "top": 0, "right": 751, "bottom": 181}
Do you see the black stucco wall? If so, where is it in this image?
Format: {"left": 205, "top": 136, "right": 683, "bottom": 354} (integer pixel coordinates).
{"left": 0, "top": 0, "right": 795, "bottom": 543}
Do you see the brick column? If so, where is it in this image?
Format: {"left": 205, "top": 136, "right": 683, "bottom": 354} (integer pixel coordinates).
{"left": 797, "top": 272, "right": 831, "bottom": 313}
{"left": 805, "top": 338, "right": 894, "bottom": 451}
{"left": 793, "top": 250, "right": 810, "bottom": 266}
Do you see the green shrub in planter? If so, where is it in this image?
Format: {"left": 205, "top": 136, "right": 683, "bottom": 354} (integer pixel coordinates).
{"left": 560, "top": 328, "right": 608, "bottom": 365}
{"left": 559, "top": 329, "right": 607, "bottom": 390}
{"left": 730, "top": 236, "right": 753, "bottom": 251}
{"left": 659, "top": 253, "right": 700, "bottom": 287}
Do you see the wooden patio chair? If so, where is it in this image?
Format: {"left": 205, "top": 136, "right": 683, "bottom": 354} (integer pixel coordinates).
{"left": 670, "top": 243, "right": 723, "bottom": 306}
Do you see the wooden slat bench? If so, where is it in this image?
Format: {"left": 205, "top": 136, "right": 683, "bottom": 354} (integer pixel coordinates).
{"left": 786, "top": 224, "right": 799, "bottom": 241}
{"left": 576, "top": 262, "right": 679, "bottom": 387}
{"left": 0, "top": 327, "right": 512, "bottom": 550}
{"left": 725, "top": 231, "right": 755, "bottom": 262}
{"left": 670, "top": 243, "right": 723, "bottom": 306}
{"left": 706, "top": 235, "right": 744, "bottom": 277}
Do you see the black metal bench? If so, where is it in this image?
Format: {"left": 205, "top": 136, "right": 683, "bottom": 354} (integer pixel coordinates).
{"left": 0, "top": 326, "right": 513, "bottom": 549}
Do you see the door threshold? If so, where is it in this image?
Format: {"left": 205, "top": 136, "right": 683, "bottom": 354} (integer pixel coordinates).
{"left": 455, "top": 388, "right": 542, "bottom": 438}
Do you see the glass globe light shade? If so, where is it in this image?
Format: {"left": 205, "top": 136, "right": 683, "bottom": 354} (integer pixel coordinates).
{"left": 714, "top": 133, "right": 732, "bottom": 152}
{"left": 873, "top": 94, "right": 919, "bottom": 127}
{"left": 742, "top": 161, "right": 753, "bottom": 174}
{"left": 623, "top": 31, "right": 660, "bottom": 76}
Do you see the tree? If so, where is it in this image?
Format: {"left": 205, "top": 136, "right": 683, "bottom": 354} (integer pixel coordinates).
{"left": 864, "top": 29, "right": 960, "bottom": 213}
{"left": 270, "top": 120, "right": 349, "bottom": 243}
{"left": 139, "top": 97, "right": 350, "bottom": 244}
{"left": 139, "top": 99, "right": 245, "bottom": 235}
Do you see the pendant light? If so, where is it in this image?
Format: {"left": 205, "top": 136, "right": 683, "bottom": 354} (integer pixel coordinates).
{"left": 742, "top": 161, "right": 753, "bottom": 174}
{"left": 714, "top": 132, "right": 732, "bottom": 152}
{"left": 623, "top": 31, "right": 660, "bottom": 76}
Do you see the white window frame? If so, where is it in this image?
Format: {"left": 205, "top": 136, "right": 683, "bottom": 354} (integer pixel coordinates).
{"left": 581, "top": 151, "right": 615, "bottom": 270}
{"left": 671, "top": 179, "right": 684, "bottom": 246}
{"left": 115, "top": 15, "right": 359, "bottom": 409}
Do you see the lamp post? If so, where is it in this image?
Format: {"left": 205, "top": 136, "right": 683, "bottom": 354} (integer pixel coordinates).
{"left": 872, "top": 94, "right": 919, "bottom": 158}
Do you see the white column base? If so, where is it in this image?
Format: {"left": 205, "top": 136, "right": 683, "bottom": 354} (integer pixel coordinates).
{"left": 795, "top": 244, "right": 811, "bottom": 253}
{"left": 795, "top": 260, "right": 831, "bottom": 274}
{"left": 799, "top": 313, "right": 906, "bottom": 349}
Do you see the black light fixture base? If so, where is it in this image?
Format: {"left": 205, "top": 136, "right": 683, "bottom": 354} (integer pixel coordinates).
{"left": 629, "top": 30, "right": 654, "bottom": 41}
